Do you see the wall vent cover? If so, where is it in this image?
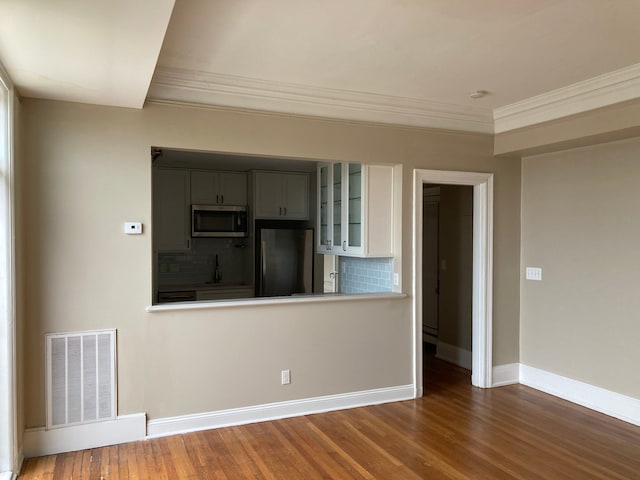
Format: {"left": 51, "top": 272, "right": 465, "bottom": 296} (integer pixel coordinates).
{"left": 45, "top": 329, "right": 116, "bottom": 429}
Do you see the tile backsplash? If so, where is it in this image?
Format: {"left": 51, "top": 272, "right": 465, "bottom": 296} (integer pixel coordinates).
{"left": 157, "top": 238, "right": 251, "bottom": 287}
{"left": 338, "top": 256, "right": 393, "bottom": 294}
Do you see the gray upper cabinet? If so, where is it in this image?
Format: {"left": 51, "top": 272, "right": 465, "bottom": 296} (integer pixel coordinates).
{"left": 153, "top": 168, "right": 191, "bottom": 252}
{"left": 191, "top": 171, "right": 247, "bottom": 206}
{"left": 253, "top": 171, "right": 309, "bottom": 219}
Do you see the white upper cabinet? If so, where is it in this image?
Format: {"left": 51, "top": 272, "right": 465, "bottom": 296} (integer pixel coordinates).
{"left": 191, "top": 171, "right": 247, "bottom": 205}
{"left": 317, "top": 163, "right": 393, "bottom": 257}
{"left": 153, "top": 168, "right": 191, "bottom": 252}
{"left": 254, "top": 171, "right": 309, "bottom": 219}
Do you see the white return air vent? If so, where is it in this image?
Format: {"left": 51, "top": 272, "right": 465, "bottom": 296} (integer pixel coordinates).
{"left": 45, "top": 329, "right": 116, "bottom": 429}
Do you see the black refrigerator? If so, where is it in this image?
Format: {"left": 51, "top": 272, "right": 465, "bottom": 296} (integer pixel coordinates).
{"left": 256, "top": 224, "right": 314, "bottom": 297}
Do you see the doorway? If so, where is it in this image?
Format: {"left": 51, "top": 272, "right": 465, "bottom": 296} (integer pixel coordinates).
{"left": 422, "top": 184, "right": 474, "bottom": 375}
{"left": 412, "top": 169, "right": 493, "bottom": 396}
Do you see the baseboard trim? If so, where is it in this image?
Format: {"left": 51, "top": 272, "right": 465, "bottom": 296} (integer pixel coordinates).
{"left": 147, "top": 384, "right": 414, "bottom": 438}
{"left": 492, "top": 363, "right": 520, "bottom": 387}
{"left": 0, "top": 472, "right": 17, "bottom": 480}
{"left": 520, "top": 365, "right": 640, "bottom": 427}
{"left": 435, "top": 342, "right": 471, "bottom": 370}
{"left": 23, "top": 413, "right": 146, "bottom": 458}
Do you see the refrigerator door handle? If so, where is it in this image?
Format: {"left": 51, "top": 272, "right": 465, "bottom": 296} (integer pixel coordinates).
{"left": 261, "top": 240, "right": 267, "bottom": 293}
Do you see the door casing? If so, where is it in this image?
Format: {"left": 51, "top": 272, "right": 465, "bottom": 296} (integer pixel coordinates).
{"left": 413, "top": 169, "right": 493, "bottom": 395}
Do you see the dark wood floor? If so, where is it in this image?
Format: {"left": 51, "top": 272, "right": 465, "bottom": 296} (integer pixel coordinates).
{"left": 19, "top": 347, "right": 640, "bottom": 479}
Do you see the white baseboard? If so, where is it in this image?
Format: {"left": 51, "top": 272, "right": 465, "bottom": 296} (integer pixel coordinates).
{"left": 435, "top": 342, "right": 471, "bottom": 370}
{"left": 520, "top": 365, "right": 640, "bottom": 427}
{"left": 23, "top": 413, "right": 146, "bottom": 458}
{"left": 492, "top": 363, "right": 520, "bottom": 387}
{"left": 0, "top": 472, "right": 17, "bottom": 480}
{"left": 147, "top": 384, "right": 414, "bottom": 438}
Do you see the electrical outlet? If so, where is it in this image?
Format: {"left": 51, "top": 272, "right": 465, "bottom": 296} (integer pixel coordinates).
{"left": 124, "top": 222, "right": 142, "bottom": 235}
{"left": 281, "top": 369, "right": 291, "bottom": 385}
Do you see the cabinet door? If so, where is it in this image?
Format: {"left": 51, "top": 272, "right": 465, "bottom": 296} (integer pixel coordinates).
{"left": 219, "top": 172, "right": 248, "bottom": 205}
{"left": 153, "top": 169, "right": 191, "bottom": 251}
{"left": 331, "top": 163, "right": 343, "bottom": 250}
{"left": 191, "top": 171, "right": 219, "bottom": 204}
{"left": 254, "top": 172, "right": 284, "bottom": 218}
{"left": 283, "top": 173, "right": 309, "bottom": 219}
{"left": 344, "top": 163, "right": 364, "bottom": 254}
{"left": 317, "top": 164, "right": 331, "bottom": 252}
{"left": 316, "top": 164, "right": 343, "bottom": 254}
{"left": 364, "top": 165, "right": 394, "bottom": 256}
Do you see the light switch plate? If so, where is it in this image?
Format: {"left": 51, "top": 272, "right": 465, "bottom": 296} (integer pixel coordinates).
{"left": 526, "top": 267, "right": 542, "bottom": 281}
{"left": 124, "top": 222, "right": 142, "bottom": 235}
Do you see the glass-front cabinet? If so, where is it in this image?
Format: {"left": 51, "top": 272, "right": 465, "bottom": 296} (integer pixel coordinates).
{"left": 319, "top": 162, "right": 346, "bottom": 253}
{"left": 317, "top": 162, "right": 393, "bottom": 257}
{"left": 318, "top": 164, "right": 330, "bottom": 250}
{"left": 332, "top": 162, "right": 343, "bottom": 251}
{"left": 347, "top": 163, "right": 362, "bottom": 251}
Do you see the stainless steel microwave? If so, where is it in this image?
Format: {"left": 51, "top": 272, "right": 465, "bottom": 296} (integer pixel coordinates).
{"left": 191, "top": 205, "right": 248, "bottom": 237}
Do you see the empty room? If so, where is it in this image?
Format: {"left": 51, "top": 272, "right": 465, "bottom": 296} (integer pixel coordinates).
{"left": 1, "top": 1, "right": 639, "bottom": 478}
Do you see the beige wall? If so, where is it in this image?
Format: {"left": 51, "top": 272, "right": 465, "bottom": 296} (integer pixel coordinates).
{"left": 438, "top": 185, "right": 473, "bottom": 351}
{"left": 20, "top": 99, "right": 521, "bottom": 426}
{"left": 521, "top": 136, "right": 640, "bottom": 398}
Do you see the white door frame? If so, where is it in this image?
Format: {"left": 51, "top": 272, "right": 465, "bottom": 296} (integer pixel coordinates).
{"left": 413, "top": 169, "right": 493, "bottom": 395}
{"left": 0, "top": 62, "right": 17, "bottom": 478}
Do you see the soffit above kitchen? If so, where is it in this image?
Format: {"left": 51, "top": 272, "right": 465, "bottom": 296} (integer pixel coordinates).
{"left": 152, "top": 148, "right": 317, "bottom": 173}
{"left": 2, "top": 1, "right": 640, "bottom": 133}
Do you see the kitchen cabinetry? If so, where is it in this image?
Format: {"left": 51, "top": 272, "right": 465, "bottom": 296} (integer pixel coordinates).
{"left": 153, "top": 168, "right": 191, "bottom": 252}
{"left": 317, "top": 163, "right": 393, "bottom": 257}
{"left": 253, "top": 171, "right": 309, "bottom": 219}
{"left": 191, "top": 171, "right": 247, "bottom": 205}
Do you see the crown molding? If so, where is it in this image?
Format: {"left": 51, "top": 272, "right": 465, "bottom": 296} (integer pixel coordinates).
{"left": 494, "top": 63, "right": 640, "bottom": 133}
{"left": 148, "top": 67, "right": 494, "bottom": 134}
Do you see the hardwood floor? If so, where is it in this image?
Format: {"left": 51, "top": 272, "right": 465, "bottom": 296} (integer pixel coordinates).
{"left": 19, "top": 349, "right": 640, "bottom": 479}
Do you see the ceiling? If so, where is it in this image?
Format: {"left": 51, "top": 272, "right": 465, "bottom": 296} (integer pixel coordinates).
{"left": 2, "top": 0, "right": 640, "bottom": 132}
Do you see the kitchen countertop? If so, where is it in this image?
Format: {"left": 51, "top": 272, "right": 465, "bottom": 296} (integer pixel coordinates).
{"left": 147, "top": 291, "right": 406, "bottom": 312}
